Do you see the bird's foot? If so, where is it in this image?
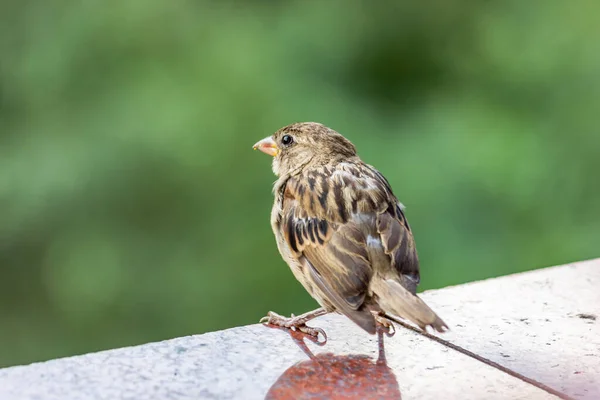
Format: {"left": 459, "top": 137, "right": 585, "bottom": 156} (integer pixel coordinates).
{"left": 374, "top": 312, "right": 396, "bottom": 337}
{"left": 260, "top": 309, "right": 327, "bottom": 341}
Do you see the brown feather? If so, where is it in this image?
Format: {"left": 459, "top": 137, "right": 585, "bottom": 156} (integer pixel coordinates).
{"left": 265, "top": 122, "right": 447, "bottom": 334}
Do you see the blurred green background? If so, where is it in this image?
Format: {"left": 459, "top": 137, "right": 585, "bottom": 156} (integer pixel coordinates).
{"left": 1, "top": 1, "right": 599, "bottom": 368}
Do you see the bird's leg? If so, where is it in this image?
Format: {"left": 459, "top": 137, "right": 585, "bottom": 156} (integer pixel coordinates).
{"left": 260, "top": 307, "right": 328, "bottom": 339}
{"left": 373, "top": 311, "right": 396, "bottom": 337}
{"left": 376, "top": 324, "right": 388, "bottom": 365}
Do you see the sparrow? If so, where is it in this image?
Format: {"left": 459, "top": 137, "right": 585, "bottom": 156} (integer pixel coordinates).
{"left": 253, "top": 122, "right": 447, "bottom": 338}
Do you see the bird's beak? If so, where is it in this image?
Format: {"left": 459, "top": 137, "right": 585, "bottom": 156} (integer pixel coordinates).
{"left": 253, "top": 136, "right": 279, "bottom": 157}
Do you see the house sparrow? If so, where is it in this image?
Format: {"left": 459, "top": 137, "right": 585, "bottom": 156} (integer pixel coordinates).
{"left": 253, "top": 122, "right": 447, "bottom": 338}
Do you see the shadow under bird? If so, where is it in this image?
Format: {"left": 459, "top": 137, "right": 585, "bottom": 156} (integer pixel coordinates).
{"left": 253, "top": 122, "right": 447, "bottom": 339}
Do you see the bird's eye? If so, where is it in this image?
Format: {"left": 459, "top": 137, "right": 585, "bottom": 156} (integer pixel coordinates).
{"left": 281, "top": 134, "right": 294, "bottom": 146}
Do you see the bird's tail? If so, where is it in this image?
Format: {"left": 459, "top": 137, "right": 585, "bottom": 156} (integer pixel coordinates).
{"left": 370, "top": 277, "right": 448, "bottom": 333}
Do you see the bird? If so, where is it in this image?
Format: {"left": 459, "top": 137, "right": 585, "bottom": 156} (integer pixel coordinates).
{"left": 253, "top": 122, "right": 447, "bottom": 339}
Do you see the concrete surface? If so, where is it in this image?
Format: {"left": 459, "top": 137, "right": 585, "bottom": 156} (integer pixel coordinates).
{"left": 425, "top": 258, "right": 600, "bottom": 399}
{"left": 0, "top": 259, "right": 598, "bottom": 400}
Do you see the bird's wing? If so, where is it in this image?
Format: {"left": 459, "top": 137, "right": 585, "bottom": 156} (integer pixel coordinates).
{"left": 376, "top": 199, "right": 421, "bottom": 294}
{"left": 279, "top": 162, "right": 415, "bottom": 333}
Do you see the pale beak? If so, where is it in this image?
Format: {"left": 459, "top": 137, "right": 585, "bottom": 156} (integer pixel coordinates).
{"left": 253, "top": 136, "right": 279, "bottom": 157}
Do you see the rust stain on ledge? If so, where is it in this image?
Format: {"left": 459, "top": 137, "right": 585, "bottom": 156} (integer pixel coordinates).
{"left": 265, "top": 328, "right": 401, "bottom": 400}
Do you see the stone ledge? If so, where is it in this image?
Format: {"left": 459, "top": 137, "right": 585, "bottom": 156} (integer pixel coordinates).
{"left": 422, "top": 258, "right": 599, "bottom": 400}
{"left": 0, "top": 259, "right": 598, "bottom": 400}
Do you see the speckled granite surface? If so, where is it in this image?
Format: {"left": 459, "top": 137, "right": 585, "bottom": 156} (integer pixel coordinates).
{"left": 0, "top": 259, "right": 597, "bottom": 400}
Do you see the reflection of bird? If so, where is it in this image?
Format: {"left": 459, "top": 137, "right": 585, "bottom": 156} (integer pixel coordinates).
{"left": 254, "top": 122, "right": 447, "bottom": 338}
{"left": 265, "top": 328, "right": 401, "bottom": 400}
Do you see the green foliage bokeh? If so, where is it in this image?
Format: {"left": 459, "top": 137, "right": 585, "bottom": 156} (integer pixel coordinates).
{"left": 1, "top": 1, "right": 599, "bottom": 367}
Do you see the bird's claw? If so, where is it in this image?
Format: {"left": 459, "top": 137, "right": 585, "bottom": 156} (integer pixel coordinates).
{"left": 259, "top": 311, "right": 285, "bottom": 325}
{"left": 297, "top": 325, "right": 327, "bottom": 343}
{"left": 260, "top": 311, "right": 327, "bottom": 342}
{"left": 374, "top": 314, "right": 396, "bottom": 337}
{"left": 259, "top": 314, "right": 273, "bottom": 324}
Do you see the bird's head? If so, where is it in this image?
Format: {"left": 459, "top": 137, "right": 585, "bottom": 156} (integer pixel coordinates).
{"left": 253, "top": 122, "right": 357, "bottom": 177}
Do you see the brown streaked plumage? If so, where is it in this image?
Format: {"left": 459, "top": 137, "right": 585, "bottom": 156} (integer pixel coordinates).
{"left": 254, "top": 122, "right": 447, "bottom": 338}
